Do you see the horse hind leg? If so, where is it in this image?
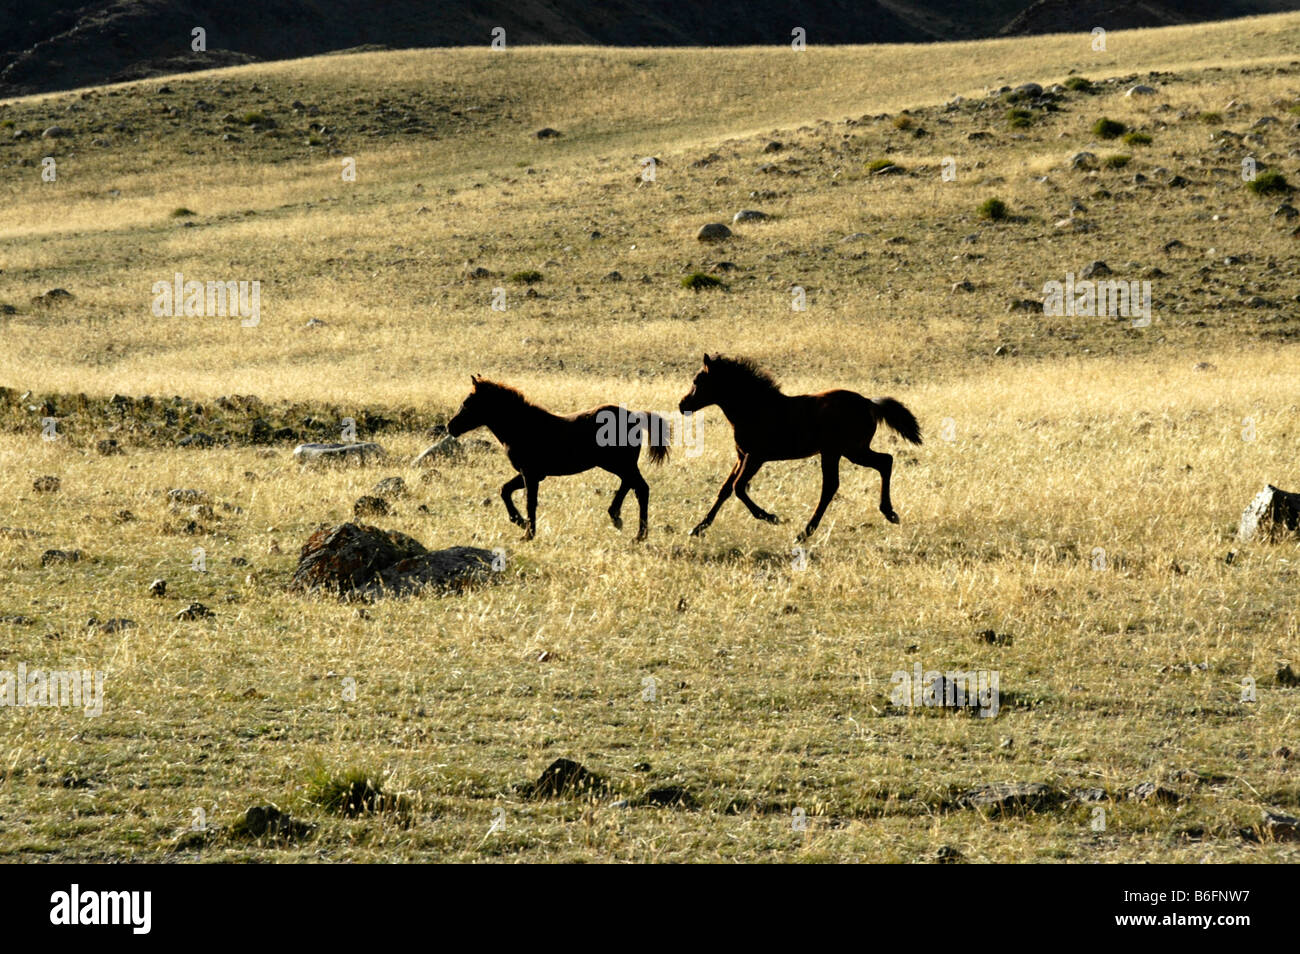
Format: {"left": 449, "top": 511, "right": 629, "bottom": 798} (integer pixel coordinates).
{"left": 798, "top": 453, "right": 840, "bottom": 541}
{"left": 608, "top": 479, "right": 631, "bottom": 530}
{"left": 630, "top": 469, "right": 651, "bottom": 541}
{"left": 847, "top": 447, "right": 897, "bottom": 523}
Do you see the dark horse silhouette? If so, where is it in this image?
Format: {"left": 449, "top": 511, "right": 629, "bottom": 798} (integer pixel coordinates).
{"left": 678, "top": 355, "right": 922, "bottom": 541}
{"left": 448, "top": 376, "right": 671, "bottom": 540}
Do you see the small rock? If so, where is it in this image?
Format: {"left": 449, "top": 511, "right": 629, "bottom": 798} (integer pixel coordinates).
{"left": 732, "top": 209, "right": 769, "bottom": 224}
{"left": 149, "top": 579, "right": 167, "bottom": 596}
{"left": 33, "top": 475, "right": 61, "bottom": 493}
{"left": 353, "top": 495, "right": 390, "bottom": 518}
{"left": 527, "top": 758, "right": 606, "bottom": 798}
{"left": 175, "top": 602, "right": 214, "bottom": 621}
{"left": 1262, "top": 812, "right": 1300, "bottom": 842}
{"left": 696, "top": 223, "right": 733, "bottom": 242}
{"left": 41, "top": 549, "right": 81, "bottom": 567}
{"left": 1129, "top": 781, "right": 1181, "bottom": 804}
{"left": 371, "top": 476, "right": 407, "bottom": 498}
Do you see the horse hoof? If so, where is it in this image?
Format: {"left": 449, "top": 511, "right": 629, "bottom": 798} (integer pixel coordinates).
{"left": 690, "top": 524, "right": 708, "bottom": 537}
{"left": 610, "top": 516, "right": 623, "bottom": 530}
{"left": 635, "top": 530, "right": 648, "bottom": 542}
{"left": 883, "top": 510, "right": 900, "bottom": 524}
{"left": 762, "top": 513, "right": 781, "bottom": 525}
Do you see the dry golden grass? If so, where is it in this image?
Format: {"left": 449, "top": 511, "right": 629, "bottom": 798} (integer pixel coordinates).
{"left": 1, "top": 15, "right": 1299, "bottom": 861}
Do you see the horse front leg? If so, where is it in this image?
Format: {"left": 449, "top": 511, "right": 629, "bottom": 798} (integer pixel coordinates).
{"left": 798, "top": 453, "right": 840, "bottom": 542}
{"left": 523, "top": 473, "right": 541, "bottom": 540}
{"left": 691, "top": 458, "right": 742, "bottom": 536}
{"left": 501, "top": 473, "right": 528, "bottom": 527}
{"left": 734, "top": 455, "right": 779, "bottom": 524}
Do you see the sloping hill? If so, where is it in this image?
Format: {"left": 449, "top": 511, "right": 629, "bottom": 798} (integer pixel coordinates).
{"left": 7, "top": 0, "right": 1300, "bottom": 97}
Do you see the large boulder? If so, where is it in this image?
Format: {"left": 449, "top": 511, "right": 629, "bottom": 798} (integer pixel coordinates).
{"left": 288, "top": 522, "right": 497, "bottom": 598}
{"left": 363, "top": 547, "right": 497, "bottom": 598}
{"left": 287, "top": 522, "right": 426, "bottom": 594}
{"left": 1238, "top": 484, "right": 1300, "bottom": 542}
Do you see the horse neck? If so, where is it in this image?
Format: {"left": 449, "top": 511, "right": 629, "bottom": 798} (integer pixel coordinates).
{"left": 714, "top": 383, "right": 782, "bottom": 427}
{"left": 480, "top": 397, "right": 548, "bottom": 444}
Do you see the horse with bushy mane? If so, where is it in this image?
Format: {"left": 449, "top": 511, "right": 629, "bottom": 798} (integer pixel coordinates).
{"left": 449, "top": 376, "right": 671, "bottom": 540}
{"left": 678, "top": 354, "right": 921, "bottom": 540}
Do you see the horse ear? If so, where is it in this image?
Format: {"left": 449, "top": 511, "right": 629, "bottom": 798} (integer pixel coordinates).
{"left": 702, "top": 353, "right": 712, "bottom": 366}
{"left": 470, "top": 374, "right": 481, "bottom": 385}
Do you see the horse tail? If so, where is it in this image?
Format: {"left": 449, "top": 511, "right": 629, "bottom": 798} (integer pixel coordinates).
{"left": 640, "top": 411, "right": 671, "bottom": 464}
{"left": 871, "top": 398, "right": 922, "bottom": 445}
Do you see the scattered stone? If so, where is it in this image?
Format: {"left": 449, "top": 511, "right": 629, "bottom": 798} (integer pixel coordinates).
{"left": 1277, "top": 664, "right": 1300, "bottom": 687}
{"left": 41, "top": 126, "right": 69, "bottom": 138}
{"left": 1126, "top": 85, "right": 1157, "bottom": 96}
{"left": 95, "top": 439, "right": 123, "bottom": 456}
{"left": 0, "top": 615, "right": 35, "bottom": 625}
{"left": 763, "top": 140, "right": 783, "bottom": 153}
{"left": 33, "top": 475, "right": 61, "bottom": 493}
{"left": 412, "top": 435, "right": 491, "bottom": 466}
{"left": 178, "top": 432, "right": 216, "bottom": 448}
{"left": 31, "top": 289, "right": 74, "bottom": 306}
{"left": 353, "top": 495, "right": 390, "bottom": 518}
{"left": 371, "top": 476, "right": 407, "bottom": 498}
{"left": 934, "top": 845, "right": 964, "bottom": 863}
{"left": 148, "top": 579, "right": 167, "bottom": 597}
{"left": 41, "top": 549, "right": 81, "bottom": 566}
{"left": 957, "top": 782, "right": 1065, "bottom": 815}
{"left": 235, "top": 804, "right": 316, "bottom": 841}
{"left": 293, "top": 442, "right": 384, "bottom": 465}
{"left": 732, "top": 209, "right": 769, "bottom": 224}
{"left": 527, "top": 758, "right": 607, "bottom": 799}
{"left": 951, "top": 280, "right": 975, "bottom": 292}
{"left": 696, "top": 223, "right": 733, "bottom": 242}
{"left": 175, "top": 602, "right": 214, "bottom": 621}
{"left": 1262, "top": 812, "right": 1300, "bottom": 842}
{"left": 168, "top": 488, "right": 207, "bottom": 505}
{"left": 534, "top": 127, "right": 562, "bottom": 139}
{"left": 1080, "top": 260, "right": 1111, "bottom": 278}
{"left": 1129, "top": 781, "right": 1182, "bottom": 804}
{"left": 88, "top": 617, "right": 135, "bottom": 633}
{"left": 1069, "top": 152, "right": 1097, "bottom": 170}
{"left": 634, "top": 785, "right": 699, "bottom": 809}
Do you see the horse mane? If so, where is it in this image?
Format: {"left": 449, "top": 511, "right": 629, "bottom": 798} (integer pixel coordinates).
{"left": 711, "top": 355, "right": 781, "bottom": 394}
{"left": 473, "top": 378, "right": 534, "bottom": 407}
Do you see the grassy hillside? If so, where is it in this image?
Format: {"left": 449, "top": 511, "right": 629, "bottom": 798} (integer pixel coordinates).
{"left": 1, "top": 15, "right": 1299, "bottom": 861}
